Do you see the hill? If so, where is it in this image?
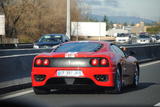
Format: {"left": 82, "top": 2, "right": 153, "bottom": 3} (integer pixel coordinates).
{"left": 90, "top": 15, "right": 155, "bottom": 24}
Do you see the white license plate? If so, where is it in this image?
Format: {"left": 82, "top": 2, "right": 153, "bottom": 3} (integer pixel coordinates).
{"left": 57, "top": 70, "right": 83, "bottom": 77}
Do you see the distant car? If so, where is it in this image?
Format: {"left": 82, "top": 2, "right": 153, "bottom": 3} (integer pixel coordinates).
{"left": 33, "top": 34, "right": 69, "bottom": 48}
{"left": 151, "top": 35, "right": 156, "bottom": 43}
{"left": 136, "top": 34, "right": 151, "bottom": 44}
{"left": 115, "top": 33, "right": 131, "bottom": 44}
{"left": 155, "top": 35, "right": 160, "bottom": 43}
{"left": 32, "top": 41, "right": 139, "bottom": 94}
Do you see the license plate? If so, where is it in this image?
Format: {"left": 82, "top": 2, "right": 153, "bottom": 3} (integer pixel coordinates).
{"left": 57, "top": 70, "right": 83, "bottom": 77}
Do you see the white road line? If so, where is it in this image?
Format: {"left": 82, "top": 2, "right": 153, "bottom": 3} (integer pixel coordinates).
{"left": 154, "top": 102, "right": 160, "bottom": 106}
{"left": 140, "top": 60, "right": 160, "bottom": 67}
{"left": 0, "top": 53, "right": 40, "bottom": 58}
{"left": 0, "top": 90, "right": 33, "bottom": 100}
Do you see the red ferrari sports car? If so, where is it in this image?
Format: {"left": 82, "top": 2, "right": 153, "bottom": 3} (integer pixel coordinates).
{"left": 31, "top": 41, "right": 139, "bottom": 94}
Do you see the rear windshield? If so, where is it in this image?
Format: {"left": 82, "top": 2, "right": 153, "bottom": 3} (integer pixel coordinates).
{"left": 117, "top": 34, "right": 128, "bottom": 37}
{"left": 54, "top": 42, "right": 102, "bottom": 52}
{"left": 139, "top": 35, "right": 149, "bottom": 38}
{"left": 39, "top": 35, "right": 62, "bottom": 42}
{"left": 156, "top": 36, "right": 160, "bottom": 40}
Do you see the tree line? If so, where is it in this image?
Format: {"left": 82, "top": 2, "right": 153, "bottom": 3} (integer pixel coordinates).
{"left": 147, "top": 23, "right": 160, "bottom": 34}
{"left": 0, "top": 0, "right": 88, "bottom": 42}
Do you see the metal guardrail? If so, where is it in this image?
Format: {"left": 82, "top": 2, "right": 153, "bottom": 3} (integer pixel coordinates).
{"left": 0, "top": 43, "right": 33, "bottom": 49}
{"left": 15, "top": 43, "right": 33, "bottom": 49}
{"left": 119, "top": 43, "right": 160, "bottom": 62}
{"left": 1, "top": 42, "right": 160, "bottom": 49}
{"left": 0, "top": 44, "right": 15, "bottom": 49}
{"left": 117, "top": 43, "right": 160, "bottom": 47}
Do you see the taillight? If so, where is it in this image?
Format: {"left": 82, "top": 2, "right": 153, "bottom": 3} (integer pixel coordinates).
{"left": 90, "top": 58, "right": 109, "bottom": 66}
{"left": 100, "top": 58, "right": 108, "bottom": 66}
{"left": 35, "top": 58, "right": 50, "bottom": 66}
{"left": 43, "top": 59, "right": 50, "bottom": 66}
{"left": 35, "top": 59, "right": 42, "bottom": 65}
{"left": 91, "top": 59, "right": 99, "bottom": 66}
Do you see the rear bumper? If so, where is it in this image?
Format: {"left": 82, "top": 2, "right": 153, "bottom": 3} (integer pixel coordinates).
{"left": 33, "top": 84, "right": 114, "bottom": 90}
{"left": 31, "top": 67, "right": 116, "bottom": 88}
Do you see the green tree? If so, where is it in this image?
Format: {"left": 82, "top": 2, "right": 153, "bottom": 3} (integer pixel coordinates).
{"left": 103, "top": 15, "right": 110, "bottom": 30}
{"left": 131, "top": 23, "right": 134, "bottom": 26}
{"left": 123, "top": 22, "right": 127, "bottom": 26}
{"left": 147, "top": 24, "right": 160, "bottom": 34}
{"left": 109, "top": 21, "right": 113, "bottom": 28}
{"left": 0, "top": 0, "right": 85, "bottom": 43}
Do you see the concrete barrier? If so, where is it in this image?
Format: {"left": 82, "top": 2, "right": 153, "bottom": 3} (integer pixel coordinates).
{"left": 0, "top": 43, "right": 33, "bottom": 49}
{"left": 0, "top": 44, "right": 15, "bottom": 49}
{"left": 0, "top": 48, "right": 52, "bottom": 56}
{"left": 119, "top": 43, "right": 160, "bottom": 62}
{"left": 0, "top": 55, "right": 34, "bottom": 94}
{"left": 15, "top": 43, "right": 33, "bottom": 49}
{"left": 0, "top": 49, "right": 52, "bottom": 94}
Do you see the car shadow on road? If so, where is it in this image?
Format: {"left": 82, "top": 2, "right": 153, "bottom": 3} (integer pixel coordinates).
{"left": 50, "top": 82, "right": 157, "bottom": 94}
{"left": 122, "top": 82, "right": 157, "bottom": 93}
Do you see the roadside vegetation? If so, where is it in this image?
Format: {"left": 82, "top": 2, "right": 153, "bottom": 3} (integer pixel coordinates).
{"left": 147, "top": 23, "right": 160, "bottom": 34}
{"left": 0, "top": 0, "right": 89, "bottom": 43}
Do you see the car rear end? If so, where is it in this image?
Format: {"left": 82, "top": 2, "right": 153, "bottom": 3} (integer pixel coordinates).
{"left": 137, "top": 38, "right": 150, "bottom": 44}
{"left": 137, "top": 34, "right": 151, "bottom": 44}
{"left": 31, "top": 42, "right": 116, "bottom": 91}
{"left": 32, "top": 54, "right": 115, "bottom": 89}
{"left": 116, "top": 33, "right": 131, "bottom": 44}
{"left": 116, "top": 36, "right": 130, "bottom": 44}
{"left": 155, "top": 35, "right": 160, "bottom": 43}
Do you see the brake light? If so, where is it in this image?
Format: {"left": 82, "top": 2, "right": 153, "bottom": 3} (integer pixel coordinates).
{"left": 35, "top": 58, "right": 50, "bottom": 66}
{"left": 91, "top": 59, "right": 99, "bottom": 66}
{"left": 43, "top": 59, "right": 50, "bottom": 66}
{"left": 100, "top": 58, "right": 108, "bottom": 65}
{"left": 35, "top": 59, "right": 42, "bottom": 65}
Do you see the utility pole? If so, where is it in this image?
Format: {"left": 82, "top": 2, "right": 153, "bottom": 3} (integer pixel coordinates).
{"left": 66, "top": 0, "right": 71, "bottom": 39}
{"left": 76, "top": 22, "right": 79, "bottom": 41}
{"left": 99, "top": 22, "right": 101, "bottom": 41}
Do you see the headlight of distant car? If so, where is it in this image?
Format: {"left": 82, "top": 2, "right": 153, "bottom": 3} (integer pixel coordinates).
{"left": 33, "top": 44, "right": 39, "bottom": 49}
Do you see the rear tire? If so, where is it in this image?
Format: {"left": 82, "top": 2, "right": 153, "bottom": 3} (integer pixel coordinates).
{"left": 106, "top": 68, "right": 122, "bottom": 94}
{"left": 132, "top": 66, "right": 139, "bottom": 88}
{"left": 33, "top": 87, "right": 50, "bottom": 95}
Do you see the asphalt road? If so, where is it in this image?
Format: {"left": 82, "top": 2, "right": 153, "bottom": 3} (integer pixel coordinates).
{"left": 0, "top": 61, "right": 160, "bottom": 107}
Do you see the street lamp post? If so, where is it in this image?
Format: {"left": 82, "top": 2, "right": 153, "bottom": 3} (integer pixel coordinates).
{"left": 99, "top": 22, "right": 101, "bottom": 41}
{"left": 66, "top": 0, "right": 71, "bottom": 39}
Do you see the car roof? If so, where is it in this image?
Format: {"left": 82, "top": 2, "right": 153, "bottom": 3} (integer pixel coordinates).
{"left": 62, "top": 41, "right": 111, "bottom": 50}
{"left": 44, "top": 34, "right": 65, "bottom": 36}
{"left": 54, "top": 41, "right": 111, "bottom": 52}
{"left": 65, "top": 40, "right": 110, "bottom": 45}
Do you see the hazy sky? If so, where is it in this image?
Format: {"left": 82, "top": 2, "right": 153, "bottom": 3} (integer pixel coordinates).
{"left": 79, "top": 0, "right": 160, "bottom": 21}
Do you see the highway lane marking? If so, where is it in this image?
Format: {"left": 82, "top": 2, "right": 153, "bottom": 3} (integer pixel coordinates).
{"left": 140, "top": 60, "right": 160, "bottom": 67}
{"left": 0, "top": 90, "right": 33, "bottom": 100}
{"left": 0, "top": 53, "right": 40, "bottom": 58}
{"left": 154, "top": 102, "right": 160, "bottom": 106}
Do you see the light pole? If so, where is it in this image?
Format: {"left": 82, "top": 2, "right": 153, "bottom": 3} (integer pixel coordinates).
{"left": 66, "top": 0, "right": 71, "bottom": 39}
{"left": 99, "top": 22, "right": 101, "bottom": 41}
